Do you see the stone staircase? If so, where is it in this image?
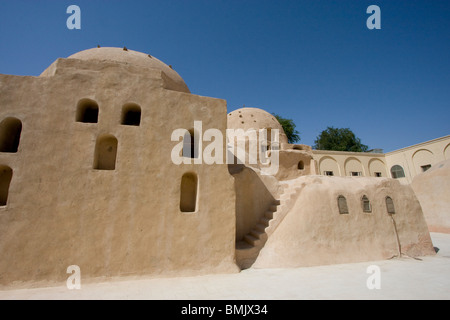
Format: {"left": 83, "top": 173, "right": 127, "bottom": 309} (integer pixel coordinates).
{"left": 236, "top": 181, "right": 304, "bottom": 269}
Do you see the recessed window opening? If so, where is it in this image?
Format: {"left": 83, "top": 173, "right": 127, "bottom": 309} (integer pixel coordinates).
{"left": 93, "top": 135, "right": 118, "bottom": 170}
{"left": 0, "top": 165, "right": 13, "bottom": 206}
{"left": 324, "top": 171, "right": 334, "bottom": 176}
{"left": 121, "top": 103, "right": 141, "bottom": 126}
{"left": 183, "top": 129, "right": 198, "bottom": 159}
{"left": 375, "top": 172, "right": 382, "bottom": 177}
{"left": 266, "top": 128, "right": 272, "bottom": 148}
{"left": 421, "top": 164, "right": 431, "bottom": 172}
{"left": 76, "top": 99, "right": 99, "bottom": 123}
{"left": 180, "top": 172, "right": 198, "bottom": 213}
{"left": 350, "top": 171, "right": 362, "bottom": 177}
{"left": 298, "top": 161, "right": 304, "bottom": 170}
{"left": 0, "top": 117, "right": 22, "bottom": 153}
{"left": 391, "top": 165, "right": 405, "bottom": 179}
{"left": 337, "top": 195, "right": 349, "bottom": 214}
{"left": 386, "top": 196, "right": 395, "bottom": 214}
{"left": 362, "top": 195, "right": 372, "bottom": 213}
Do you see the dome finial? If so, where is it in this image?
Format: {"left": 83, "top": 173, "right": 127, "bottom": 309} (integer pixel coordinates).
{"left": 123, "top": 47, "right": 128, "bottom": 51}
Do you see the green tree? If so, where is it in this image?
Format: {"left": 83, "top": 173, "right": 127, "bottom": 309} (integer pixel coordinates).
{"left": 273, "top": 114, "right": 300, "bottom": 144}
{"left": 313, "top": 127, "right": 369, "bottom": 152}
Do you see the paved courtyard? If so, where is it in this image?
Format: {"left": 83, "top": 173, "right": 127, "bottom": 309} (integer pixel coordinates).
{"left": 1, "top": 232, "right": 449, "bottom": 300}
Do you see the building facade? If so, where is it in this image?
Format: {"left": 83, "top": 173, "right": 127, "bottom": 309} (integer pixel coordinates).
{"left": 313, "top": 135, "right": 450, "bottom": 184}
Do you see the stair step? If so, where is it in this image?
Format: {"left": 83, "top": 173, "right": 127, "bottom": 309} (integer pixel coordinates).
{"left": 255, "top": 223, "right": 267, "bottom": 232}
{"left": 269, "top": 205, "right": 278, "bottom": 212}
{"left": 260, "top": 217, "right": 271, "bottom": 226}
{"left": 265, "top": 210, "right": 275, "bottom": 219}
{"left": 273, "top": 199, "right": 281, "bottom": 205}
{"left": 243, "top": 234, "right": 259, "bottom": 246}
{"left": 236, "top": 240, "right": 253, "bottom": 250}
{"left": 250, "top": 229, "right": 264, "bottom": 239}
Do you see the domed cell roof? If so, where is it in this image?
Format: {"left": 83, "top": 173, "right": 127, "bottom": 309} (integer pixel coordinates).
{"left": 227, "top": 107, "right": 288, "bottom": 144}
{"left": 44, "top": 47, "right": 190, "bottom": 93}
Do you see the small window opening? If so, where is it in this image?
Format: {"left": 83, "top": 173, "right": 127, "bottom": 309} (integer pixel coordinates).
{"left": 0, "top": 165, "right": 13, "bottom": 206}
{"left": 183, "top": 130, "right": 198, "bottom": 158}
{"left": 76, "top": 99, "right": 99, "bottom": 123}
{"left": 180, "top": 172, "right": 198, "bottom": 213}
{"left": 386, "top": 196, "right": 395, "bottom": 214}
{"left": 421, "top": 164, "right": 431, "bottom": 172}
{"left": 266, "top": 128, "right": 272, "bottom": 147}
{"left": 375, "top": 172, "right": 382, "bottom": 177}
{"left": 362, "top": 195, "right": 372, "bottom": 213}
{"left": 0, "top": 117, "right": 22, "bottom": 153}
{"left": 391, "top": 165, "right": 405, "bottom": 179}
{"left": 298, "top": 161, "right": 304, "bottom": 170}
{"left": 350, "top": 171, "right": 362, "bottom": 177}
{"left": 121, "top": 103, "right": 141, "bottom": 126}
{"left": 324, "top": 171, "right": 334, "bottom": 176}
{"left": 94, "top": 135, "right": 118, "bottom": 170}
{"left": 338, "top": 195, "right": 349, "bottom": 214}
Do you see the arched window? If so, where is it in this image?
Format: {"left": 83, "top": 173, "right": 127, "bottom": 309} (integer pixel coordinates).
{"left": 76, "top": 99, "right": 99, "bottom": 123}
{"left": 180, "top": 172, "right": 198, "bottom": 213}
{"left": 298, "top": 161, "right": 304, "bottom": 170}
{"left": 386, "top": 196, "right": 395, "bottom": 214}
{"left": 93, "top": 135, "right": 118, "bottom": 170}
{"left": 121, "top": 103, "right": 141, "bottom": 126}
{"left": 183, "top": 129, "right": 198, "bottom": 158}
{"left": 0, "top": 165, "right": 13, "bottom": 206}
{"left": 337, "top": 195, "right": 349, "bottom": 214}
{"left": 390, "top": 165, "right": 405, "bottom": 179}
{"left": 361, "top": 195, "right": 372, "bottom": 213}
{"left": 0, "top": 117, "right": 22, "bottom": 153}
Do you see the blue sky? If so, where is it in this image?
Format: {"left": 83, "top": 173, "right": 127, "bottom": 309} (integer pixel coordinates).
{"left": 0, "top": 0, "right": 449, "bottom": 152}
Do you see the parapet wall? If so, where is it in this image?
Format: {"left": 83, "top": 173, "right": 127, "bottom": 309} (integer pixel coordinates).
{"left": 254, "top": 176, "right": 435, "bottom": 268}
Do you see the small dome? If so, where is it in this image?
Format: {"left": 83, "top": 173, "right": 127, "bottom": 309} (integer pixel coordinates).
{"left": 227, "top": 107, "right": 288, "bottom": 144}
{"left": 43, "top": 47, "right": 190, "bottom": 93}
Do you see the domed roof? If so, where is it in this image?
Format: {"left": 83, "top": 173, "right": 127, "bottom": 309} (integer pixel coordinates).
{"left": 227, "top": 107, "right": 288, "bottom": 144}
{"left": 46, "top": 47, "right": 190, "bottom": 93}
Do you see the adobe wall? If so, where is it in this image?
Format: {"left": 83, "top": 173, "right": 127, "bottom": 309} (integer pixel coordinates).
{"left": 253, "top": 176, "right": 435, "bottom": 268}
{"left": 232, "top": 166, "right": 280, "bottom": 241}
{"left": 411, "top": 160, "right": 450, "bottom": 233}
{"left": 0, "top": 58, "right": 238, "bottom": 288}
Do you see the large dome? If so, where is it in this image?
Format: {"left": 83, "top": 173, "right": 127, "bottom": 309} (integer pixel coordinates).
{"left": 44, "top": 47, "right": 190, "bottom": 93}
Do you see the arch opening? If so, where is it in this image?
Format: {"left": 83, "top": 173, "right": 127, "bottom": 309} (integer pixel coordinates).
{"left": 76, "top": 99, "right": 99, "bottom": 123}
{"left": 0, "top": 165, "right": 13, "bottom": 206}
{"left": 121, "top": 103, "right": 141, "bottom": 126}
{"left": 390, "top": 165, "right": 405, "bottom": 179}
{"left": 337, "top": 195, "right": 349, "bottom": 214}
{"left": 94, "top": 135, "right": 118, "bottom": 170}
{"left": 180, "top": 172, "right": 198, "bottom": 213}
{"left": 0, "top": 117, "right": 22, "bottom": 153}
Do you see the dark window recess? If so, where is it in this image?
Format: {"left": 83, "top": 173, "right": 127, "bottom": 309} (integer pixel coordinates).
{"left": 0, "top": 117, "right": 22, "bottom": 153}
{"left": 121, "top": 104, "right": 141, "bottom": 126}
{"left": 76, "top": 99, "right": 99, "bottom": 123}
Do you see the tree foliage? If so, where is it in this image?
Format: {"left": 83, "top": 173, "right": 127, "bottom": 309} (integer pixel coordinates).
{"left": 273, "top": 114, "right": 301, "bottom": 144}
{"left": 313, "top": 127, "right": 369, "bottom": 152}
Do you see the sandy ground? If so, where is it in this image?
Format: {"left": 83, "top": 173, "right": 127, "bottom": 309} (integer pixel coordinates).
{"left": 0, "top": 232, "right": 449, "bottom": 300}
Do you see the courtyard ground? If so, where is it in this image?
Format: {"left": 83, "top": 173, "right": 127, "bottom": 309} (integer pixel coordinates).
{"left": 0, "top": 232, "right": 449, "bottom": 300}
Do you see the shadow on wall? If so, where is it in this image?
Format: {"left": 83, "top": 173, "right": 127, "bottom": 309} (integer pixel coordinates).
{"left": 230, "top": 165, "right": 276, "bottom": 242}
